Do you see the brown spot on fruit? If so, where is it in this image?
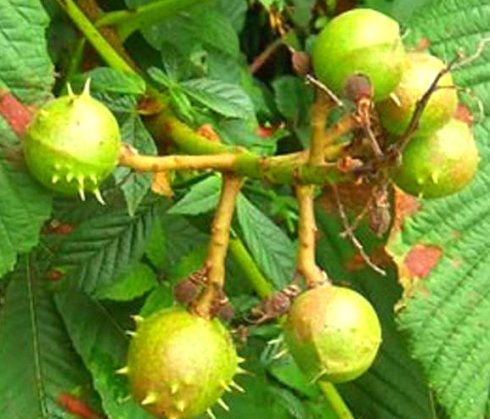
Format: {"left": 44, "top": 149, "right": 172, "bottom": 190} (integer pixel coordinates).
{"left": 404, "top": 244, "right": 442, "bottom": 279}
{"left": 454, "top": 103, "right": 474, "bottom": 125}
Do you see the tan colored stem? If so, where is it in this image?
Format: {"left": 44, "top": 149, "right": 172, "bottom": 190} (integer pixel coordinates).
{"left": 309, "top": 91, "right": 333, "bottom": 166}
{"left": 193, "top": 175, "right": 243, "bottom": 318}
{"left": 119, "top": 146, "right": 239, "bottom": 172}
{"left": 295, "top": 184, "right": 325, "bottom": 288}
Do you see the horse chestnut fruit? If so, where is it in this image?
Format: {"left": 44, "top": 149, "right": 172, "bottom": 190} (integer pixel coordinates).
{"left": 393, "top": 118, "right": 479, "bottom": 199}
{"left": 22, "top": 81, "right": 121, "bottom": 203}
{"left": 284, "top": 285, "right": 382, "bottom": 383}
{"left": 312, "top": 9, "right": 405, "bottom": 101}
{"left": 378, "top": 52, "right": 458, "bottom": 136}
{"left": 125, "top": 307, "right": 239, "bottom": 418}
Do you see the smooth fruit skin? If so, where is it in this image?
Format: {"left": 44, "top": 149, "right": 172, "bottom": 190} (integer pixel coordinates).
{"left": 378, "top": 52, "right": 458, "bottom": 136}
{"left": 393, "top": 119, "right": 479, "bottom": 199}
{"left": 284, "top": 285, "right": 382, "bottom": 383}
{"left": 127, "top": 307, "right": 238, "bottom": 418}
{"left": 312, "top": 9, "right": 405, "bottom": 101}
{"left": 23, "top": 84, "right": 121, "bottom": 202}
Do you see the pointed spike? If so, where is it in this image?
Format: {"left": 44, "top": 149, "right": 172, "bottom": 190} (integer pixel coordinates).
{"left": 237, "top": 356, "right": 246, "bottom": 364}
{"left": 236, "top": 366, "right": 251, "bottom": 375}
{"left": 93, "top": 188, "right": 105, "bottom": 205}
{"left": 66, "top": 83, "right": 75, "bottom": 98}
{"left": 174, "top": 400, "right": 187, "bottom": 413}
{"left": 125, "top": 330, "right": 137, "bottom": 337}
{"left": 131, "top": 315, "right": 144, "bottom": 324}
{"left": 51, "top": 174, "right": 60, "bottom": 184}
{"left": 217, "top": 398, "right": 229, "bottom": 412}
{"left": 390, "top": 92, "right": 402, "bottom": 107}
{"left": 272, "top": 349, "right": 288, "bottom": 360}
{"left": 116, "top": 366, "right": 129, "bottom": 375}
{"left": 141, "top": 392, "right": 157, "bottom": 406}
{"left": 230, "top": 380, "right": 245, "bottom": 393}
{"left": 66, "top": 172, "right": 74, "bottom": 183}
{"left": 220, "top": 381, "right": 232, "bottom": 392}
{"left": 83, "top": 77, "right": 91, "bottom": 97}
{"left": 78, "top": 176, "right": 86, "bottom": 201}
{"left": 89, "top": 174, "right": 98, "bottom": 184}
{"left": 206, "top": 408, "right": 216, "bottom": 419}
{"left": 170, "top": 382, "right": 180, "bottom": 395}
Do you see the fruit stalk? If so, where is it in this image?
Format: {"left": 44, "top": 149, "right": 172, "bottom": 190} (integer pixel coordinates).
{"left": 295, "top": 184, "right": 325, "bottom": 287}
{"left": 193, "top": 174, "right": 243, "bottom": 318}
{"left": 309, "top": 90, "right": 334, "bottom": 166}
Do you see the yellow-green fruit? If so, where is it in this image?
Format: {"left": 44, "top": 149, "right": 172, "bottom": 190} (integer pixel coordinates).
{"left": 22, "top": 83, "right": 121, "bottom": 203}
{"left": 284, "top": 285, "right": 382, "bottom": 383}
{"left": 127, "top": 307, "right": 238, "bottom": 418}
{"left": 393, "top": 119, "right": 479, "bottom": 199}
{"left": 312, "top": 9, "right": 405, "bottom": 101}
{"left": 378, "top": 52, "right": 458, "bottom": 136}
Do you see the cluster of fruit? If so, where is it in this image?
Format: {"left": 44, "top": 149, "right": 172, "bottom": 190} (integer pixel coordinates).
{"left": 17, "top": 8, "right": 480, "bottom": 419}
{"left": 313, "top": 8, "right": 479, "bottom": 199}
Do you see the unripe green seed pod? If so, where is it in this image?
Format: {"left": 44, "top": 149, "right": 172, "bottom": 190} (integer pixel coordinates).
{"left": 23, "top": 82, "right": 121, "bottom": 203}
{"left": 393, "top": 118, "right": 479, "bottom": 199}
{"left": 378, "top": 52, "right": 458, "bottom": 136}
{"left": 312, "top": 9, "right": 405, "bottom": 101}
{"left": 284, "top": 285, "right": 382, "bottom": 383}
{"left": 126, "top": 307, "right": 239, "bottom": 418}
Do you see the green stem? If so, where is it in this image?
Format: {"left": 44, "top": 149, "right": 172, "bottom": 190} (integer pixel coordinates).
{"left": 228, "top": 238, "right": 274, "bottom": 299}
{"left": 318, "top": 382, "right": 355, "bottom": 419}
{"left": 96, "top": 0, "right": 210, "bottom": 41}
{"left": 55, "top": 0, "right": 136, "bottom": 74}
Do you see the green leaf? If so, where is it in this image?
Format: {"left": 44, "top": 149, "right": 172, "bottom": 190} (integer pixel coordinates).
{"left": 53, "top": 200, "right": 160, "bottom": 294}
{"left": 114, "top": 115, "right": 157, "bottom": 216}
{"left": 0, "top": 0, "right": 54, "bottom": 103}
{"left": 139, "top": 4, "right": 239, "bottom": 59}
{"left": 0, "top": 259, "right": 89, "bottom": 418}
{"left": 383, "top": 2, "right": 490, "bottom": 418}
{"left": 72, "top": 68, "right": 145, "bottom": 113}
{"left": 0, "top": 117, "right": 52, "bottom": 278}
{"left": 55, "top": 289, "right": 153, "bottom": 419}
{"left": 95, "top": 263, "right": 158, "bottom": 301}
{"left": 236, "top": 195, "right": 295, "bottom": 289}
{"left": 315, "top": 210, "right": 433, "bottom": 419}
{"left": 272, "top": 76, "right": 313, "bottom": 146}
{"left": 181, "top": 78, "right": 255, "bottom": 120}
{"left": 169, "top": 175, "right": 221, "bottom": 215}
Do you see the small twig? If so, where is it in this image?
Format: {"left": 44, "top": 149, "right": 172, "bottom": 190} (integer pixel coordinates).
{"left": 192, "top": 174, "right": 243, "bottom": 319}
{"left": 295, "top": 184, "right": 328, "bottom": 287}
{"left": 249, "top": 37, "right": 284, "bottom": 74}
{"left": 332, "top": 185, "right": 386, "bottom": 276}
{"left": 396, "top": 56, "right": 459, "bottom": 153}
{"left": 453, "top": 36, "right": 490, "bottom": 69}
{"left": 305, "top": 74, "right": 344, "bottom": 108}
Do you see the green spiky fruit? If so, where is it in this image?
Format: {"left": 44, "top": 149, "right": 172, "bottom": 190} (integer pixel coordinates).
{"left": 378, "top": 52, "right": 458, "bottom": 136}
{"left": 23, "top": 82, "right": 121, "bottom": 203}
{"left": 126, "top": 307, "right": 239, "bottom": 419}
{"left": 284, "top": 285, "right": 382, "bottom": 383}
{"left": 393, "top": 118, "right": 479, "bottom": 199}
{"left": 312, "top": 9, "right": 405, "bottom": 101}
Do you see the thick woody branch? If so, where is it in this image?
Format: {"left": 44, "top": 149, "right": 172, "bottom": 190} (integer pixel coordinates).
{"left": 193, "top": 174, "right": 243, "bottom": 319}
